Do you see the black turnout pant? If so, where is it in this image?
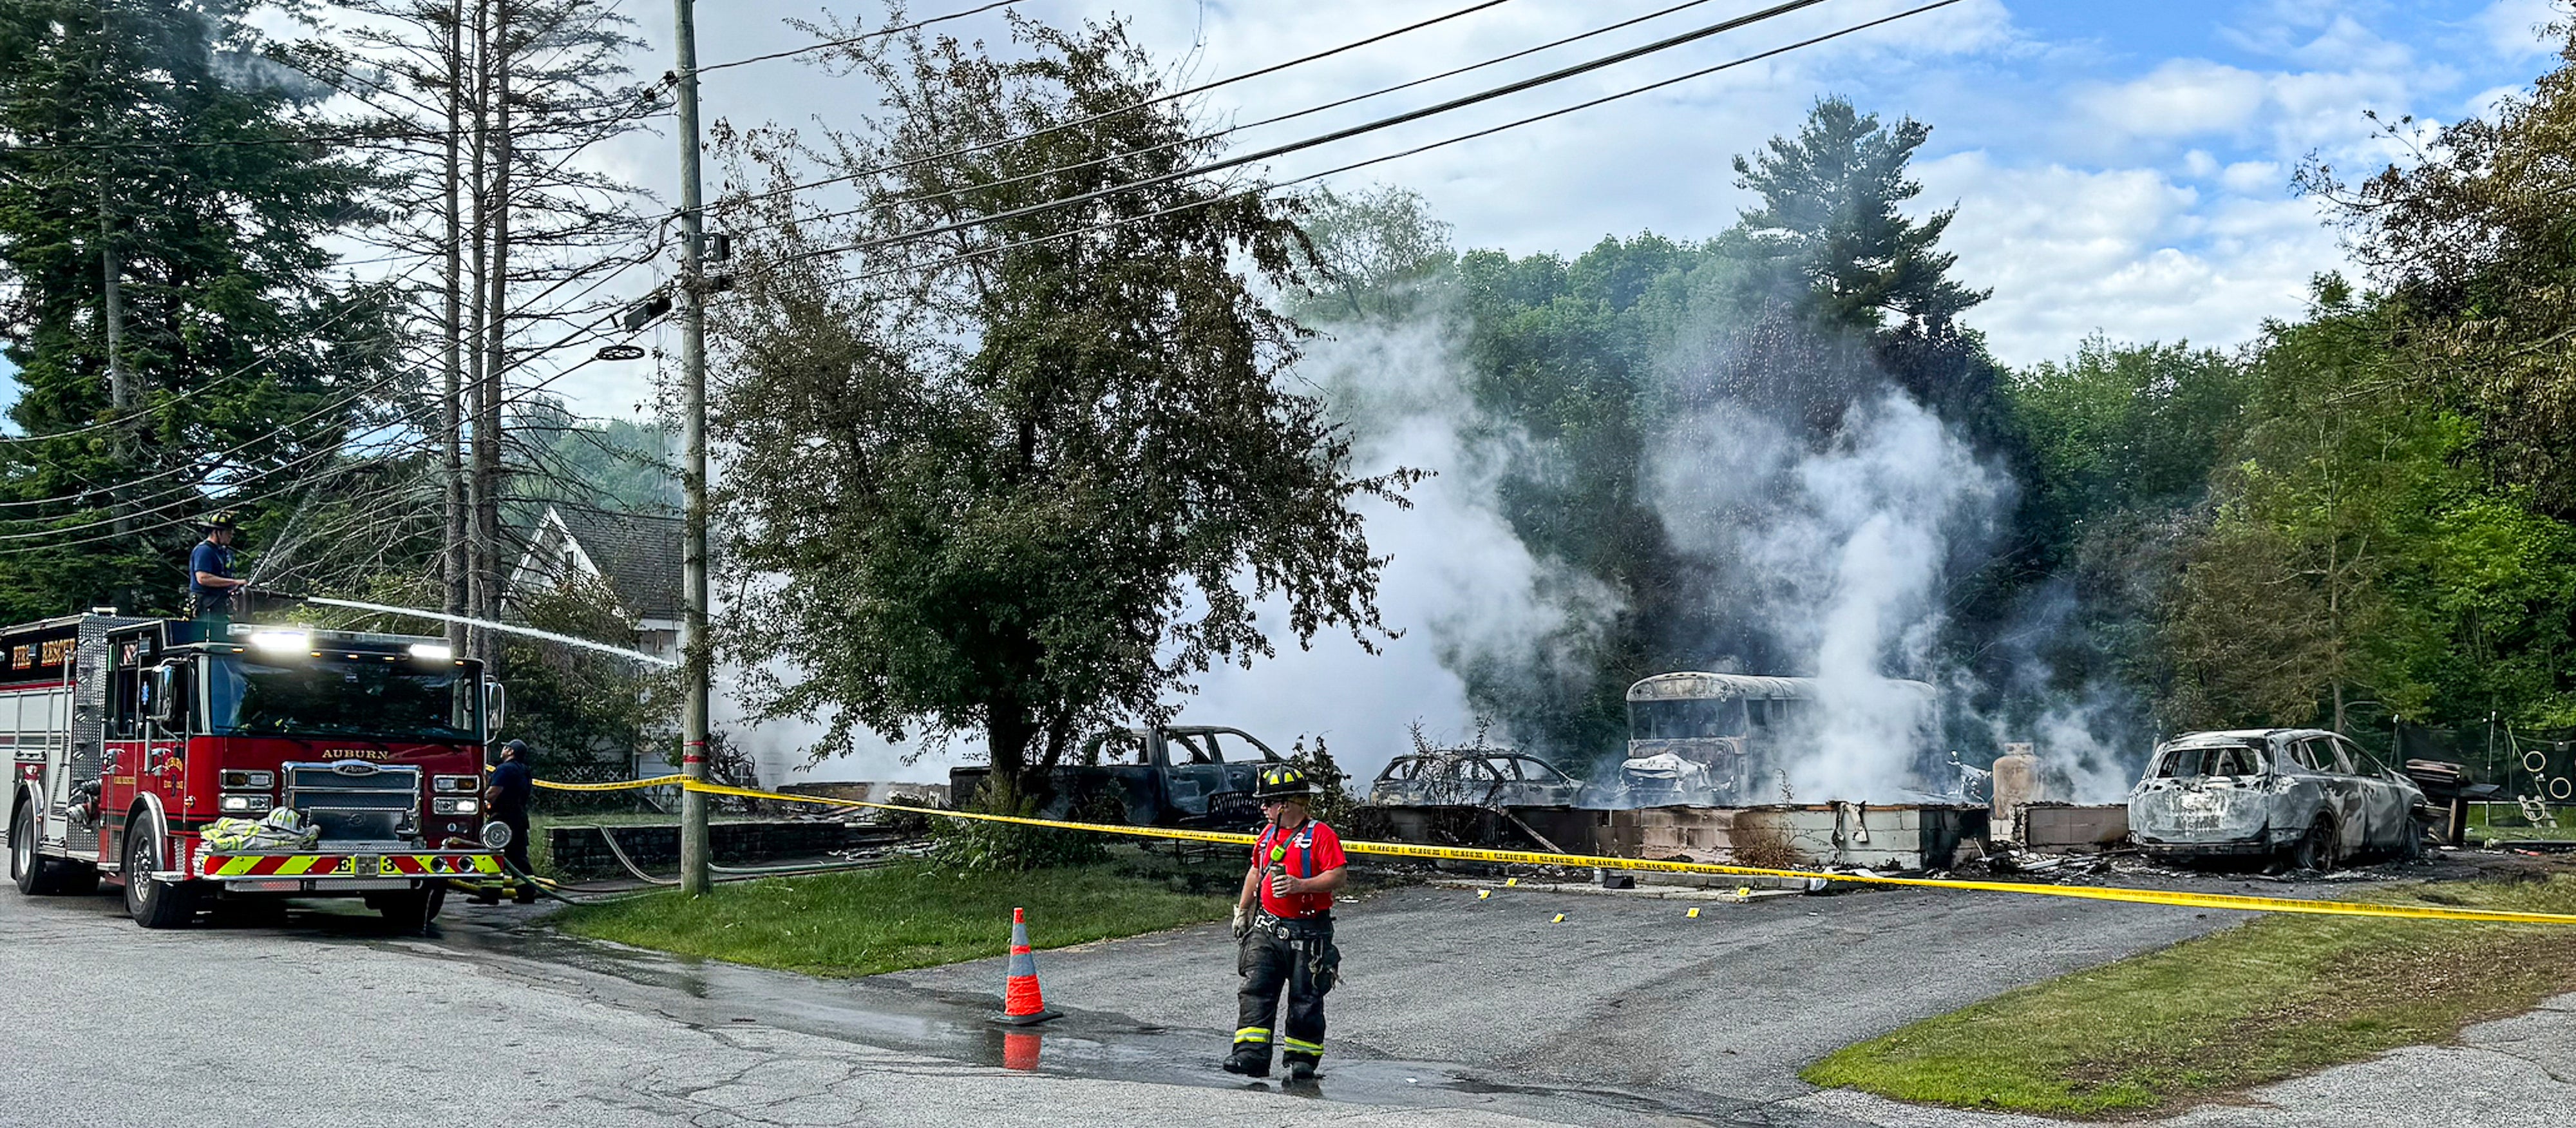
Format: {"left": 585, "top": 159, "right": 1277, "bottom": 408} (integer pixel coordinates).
{"left": 500, "top": 815, "right": 532, "bottom": 877}
{"left": 1235, "top": 915, "right": 1336, "bottom": 1066}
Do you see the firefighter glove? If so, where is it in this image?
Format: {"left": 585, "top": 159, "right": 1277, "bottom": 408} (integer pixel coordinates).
{"left": 1231, "top": 904, "right": 1252, "bottom": 940}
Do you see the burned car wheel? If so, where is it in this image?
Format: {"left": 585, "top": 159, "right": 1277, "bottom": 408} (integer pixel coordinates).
{"left": 2288, "top": 817, "right": 2338, "bottom": 873}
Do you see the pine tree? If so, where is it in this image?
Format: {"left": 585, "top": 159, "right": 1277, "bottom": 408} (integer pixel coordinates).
{"left": 0, "top": 0, "right": 396, "bottom": 619}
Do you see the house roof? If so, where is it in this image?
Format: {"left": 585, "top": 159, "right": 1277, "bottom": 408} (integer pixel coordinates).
{"left": 548, "top": 506, "right": 684, "bottom": 621}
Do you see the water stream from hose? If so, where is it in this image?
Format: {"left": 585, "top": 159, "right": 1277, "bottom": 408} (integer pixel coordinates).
{"left": 301, "top": 596, "right": 679, "bottom": 667}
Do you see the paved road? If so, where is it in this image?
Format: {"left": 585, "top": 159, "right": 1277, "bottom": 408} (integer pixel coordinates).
{"left": 887, "top": 880, "right": 2237, "bottom": 1118}
{"left": 6, "top": 867, "right": 2568, "bottom": 1128}
{"left": 0, "top": 886, "right": 1583, "bottom": 1128}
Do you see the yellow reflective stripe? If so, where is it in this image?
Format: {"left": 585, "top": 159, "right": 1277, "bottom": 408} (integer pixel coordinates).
{"left": 533, "top": 776, "right": 2576, "bottom": 926}
{"left": 276, "top": 856, "right": 321, "bottom": 876}
{"left": 1233, "top": 1028, "right": 1271, "bottom": 1043}
{"left": 214, "top": 856, "right": 261, "bottom": 877}
{"left": 1280, "top": 1037, "right": 1323, "bottom": 1053}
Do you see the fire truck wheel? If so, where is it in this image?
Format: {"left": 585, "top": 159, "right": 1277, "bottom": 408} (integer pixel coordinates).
{"left": 10, "top": 802, "right": 87, "bottom": 897}
{"left": 374, "top": 884, "right": 445, "bottom": 934}
{"left": 122, "top": 821, "right": 197, "bottom": 929}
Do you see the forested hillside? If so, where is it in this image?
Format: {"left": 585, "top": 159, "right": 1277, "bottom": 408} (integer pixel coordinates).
{"left": 1296, "top": 51, "right": 2576, "bottom": 770}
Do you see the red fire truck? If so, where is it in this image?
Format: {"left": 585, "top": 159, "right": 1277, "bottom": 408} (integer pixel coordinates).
{"left": 3, "top": 611, "right": 505, "bottom": 929}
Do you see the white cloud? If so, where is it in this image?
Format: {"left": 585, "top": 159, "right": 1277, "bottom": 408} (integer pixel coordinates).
{"left": 2219, "top": 158, "right": 2287, "bottom": 194}
{"left": 2478, "top": 0, "right": 2568, "bottom": 59}
{"left": 2074, "top": 59, "right": 2268, "bottom": 140}
{"left": 1918, "top": 152, "right": 2337, "bottom": 364}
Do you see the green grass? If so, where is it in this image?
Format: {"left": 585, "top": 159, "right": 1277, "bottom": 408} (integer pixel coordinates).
{"left": 1802, "top": 875, "right": 2576, "bottom": 1118}
{"left": 551, "top": 854, "right": 1236, "bottom": 977}
{"left": 2465, "top": 803, "right": 2576, "bottom": 843}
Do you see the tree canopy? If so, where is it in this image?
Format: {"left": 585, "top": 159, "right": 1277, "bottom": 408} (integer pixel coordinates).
{"left": 709, "top": 19, "right": 1417, "bottom": 789}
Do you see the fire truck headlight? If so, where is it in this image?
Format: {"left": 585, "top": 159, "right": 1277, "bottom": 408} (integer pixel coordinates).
{"left": 218, "top": 770, "right": 274, "bottom": 790}
{"left": 432, "top": 798, "right": 480, "bottom": 816}
{"left": 218, "top": 794, "right": 273, "bottom": 814}
{"left": 433, "top": 774, "right": 479, "bottom": 793}
{"left": 248, "top": 631, "right": 310, "bottom": 653}
{"left": 408, "top": 643, "right": 455, "bottom": 662}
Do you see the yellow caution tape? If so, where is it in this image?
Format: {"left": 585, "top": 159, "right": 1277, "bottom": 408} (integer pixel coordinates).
{"left": 535, "top": 774, "right": 688, "bottom": 793}
{"left": 536, "top": 774, "right": 2576, "bottom": 926}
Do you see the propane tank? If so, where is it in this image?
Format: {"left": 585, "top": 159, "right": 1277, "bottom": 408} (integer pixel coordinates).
{"left": 1991, "top": 742, "right": 2040, "bottom": 843}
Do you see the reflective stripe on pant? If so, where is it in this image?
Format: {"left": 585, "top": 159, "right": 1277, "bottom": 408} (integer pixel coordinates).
{"left": 1235, "top": 921, "right": 1332, "bottom": 1064}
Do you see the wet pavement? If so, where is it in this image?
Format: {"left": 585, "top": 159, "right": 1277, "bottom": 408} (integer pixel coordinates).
{"left": 7, "top": 856, "right": 2552, "bottom": 1127}
{"left": 418, "top": 897, "right": 1725, "bottom": 1127}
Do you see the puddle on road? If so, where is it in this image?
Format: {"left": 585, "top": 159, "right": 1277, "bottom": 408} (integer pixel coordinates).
{"left": 406, "top": 906, "right": 1730, "bottom": 1126}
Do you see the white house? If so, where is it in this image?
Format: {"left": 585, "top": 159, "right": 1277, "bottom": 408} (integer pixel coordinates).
{"left": 507, "top": 504, "right": 685, "bottom": 663}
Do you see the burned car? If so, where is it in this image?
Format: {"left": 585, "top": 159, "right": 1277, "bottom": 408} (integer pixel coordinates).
{"left": 1354, "top": 749, "right": 1588, "bottom": 850}
{"left": 2129, "top": 729, "right": 2429, "bottom": 869}
{"left": 1367, "top": 750, "right": 1586, "bottom": 808}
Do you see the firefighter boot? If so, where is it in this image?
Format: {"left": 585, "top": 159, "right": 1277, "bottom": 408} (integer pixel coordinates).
{"left": 1223, "top": 1044, "right": 1271, "bottom": 1078}
{"left": 1285, "top": 1057, "right": 1318, "bottom": 1082}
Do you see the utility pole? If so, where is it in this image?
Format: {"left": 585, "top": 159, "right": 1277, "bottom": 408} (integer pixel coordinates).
{"left": 673, "top": 0, "right": 712, "bottom": 897}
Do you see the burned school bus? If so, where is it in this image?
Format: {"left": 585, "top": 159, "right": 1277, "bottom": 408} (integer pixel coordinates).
{"left": 5, "top": 613, "right": 504, "bottom": 929}
{"left": 1620, "top": 673, "right": 1940, "bottom": 805}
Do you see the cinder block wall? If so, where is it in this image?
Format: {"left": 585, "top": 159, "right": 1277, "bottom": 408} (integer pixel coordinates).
{"left": 545, "top": 821, "right": 861, "bottom": 880}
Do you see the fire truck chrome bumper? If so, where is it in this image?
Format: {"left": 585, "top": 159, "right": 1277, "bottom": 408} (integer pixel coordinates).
{"left": 196, "top": 850, "right": 502, "bottom": 881}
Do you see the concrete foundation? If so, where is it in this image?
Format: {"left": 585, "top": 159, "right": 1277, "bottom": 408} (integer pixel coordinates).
{"left": 1508, "top": 803, "right": 1989, "bottom": 872}
{"left": 2016, "top": 802, "right": 2130, "bottom": 852}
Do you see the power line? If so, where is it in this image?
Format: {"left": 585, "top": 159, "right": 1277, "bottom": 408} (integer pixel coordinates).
{"left": 790, "top": 0, "right": 1838, "bottom": 263}
{"left": 0, "top": 247, "right": 660, "bottom": 521}
{"left": 696, "top": 0, "right": 1024, "bottom": 73}
{"left": 797, "top": 0, "right": 1962, "bottom": 292}
{"left": 0, "top": 102, "right": 670, "bottom": 155}
{"left": 782, "top": 0, "right": 1738, "bottom": 232}
{"left": 697, "top": 0, "right": 1524, "bottom": 215}
{"left": 0, "top": 253, "right": 448, "bottom": 448}
{"left": 0, "top": 309, "right": 636, "bottom": 549}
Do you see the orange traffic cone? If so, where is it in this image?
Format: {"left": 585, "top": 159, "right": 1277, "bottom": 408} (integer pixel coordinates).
{"left": 996, "top": 907, "right": 1063, "bottom": 1026}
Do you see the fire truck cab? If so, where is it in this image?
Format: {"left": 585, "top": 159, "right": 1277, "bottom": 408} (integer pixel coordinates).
{"left": 3, "top": 612, "right": 505, "bottom": 930}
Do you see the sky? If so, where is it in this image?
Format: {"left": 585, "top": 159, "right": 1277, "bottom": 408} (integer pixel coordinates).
{"left": 638, "top": 0, "right": 2567, "bottom": 784}
{"left": 10, "top": 0, "right": 2571, "bottom": 783}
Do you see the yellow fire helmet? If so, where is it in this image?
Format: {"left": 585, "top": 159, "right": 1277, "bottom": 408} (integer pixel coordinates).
{"left": 202, "top": 510, "right": 239, "bottom": 530}
{"left": 1255, "top": 764, "right": 1313, "bottom": 799}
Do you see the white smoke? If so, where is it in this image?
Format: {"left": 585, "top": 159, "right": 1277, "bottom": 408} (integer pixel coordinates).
{"left": 1650, "top": 390, "right": 2005, "bottom": 801}
{"left": 1175, "top": 312, "right": 1619, "bottom": 783}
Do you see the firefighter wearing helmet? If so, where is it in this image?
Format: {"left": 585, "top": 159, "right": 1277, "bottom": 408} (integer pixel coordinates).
{"left": 187, "top": 511, "right": 249, "bottom": 626}
{"left": 1225, "top": 763, "right": 1347, "bottom": 1082}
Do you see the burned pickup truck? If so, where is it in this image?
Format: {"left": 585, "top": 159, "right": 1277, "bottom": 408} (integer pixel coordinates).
{"left": 949, "top": 725, "right": 1283, "bottom": 829}
{"left": 2129, "top": 729, "right": 2429, "bottom": 869}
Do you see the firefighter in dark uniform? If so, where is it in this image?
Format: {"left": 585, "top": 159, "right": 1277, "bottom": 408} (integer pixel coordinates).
{"left": 1226, "top": 765, "right": 1346, "bottom": 1081}
{"left": 187, "top": 512, "right": 248, "bottom": 627}
{"left": 484, "top": 740, "right": 538, "bottom": 903}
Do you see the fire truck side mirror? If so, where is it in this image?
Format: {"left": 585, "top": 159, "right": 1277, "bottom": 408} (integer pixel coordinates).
{"left": 483, "top": 678, "right": 506, "bottom": 737}
{"left": 146, "top": 663, "right": 184, "bottom": 729}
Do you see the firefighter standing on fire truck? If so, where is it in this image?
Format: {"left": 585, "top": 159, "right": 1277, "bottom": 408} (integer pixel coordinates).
{"left": 1226, "top": 765, "right": 1346, "bottom": 1082}
{"left": 187, "top": 512, "right": 248, "bottom": 625}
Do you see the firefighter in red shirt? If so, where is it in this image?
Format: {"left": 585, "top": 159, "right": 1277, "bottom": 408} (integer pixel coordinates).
{"left": 1226, "top": 765, "right": 1347, "bottom": 1081}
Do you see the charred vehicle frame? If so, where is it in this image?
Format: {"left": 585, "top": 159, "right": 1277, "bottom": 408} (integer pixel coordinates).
{"left": 2128, "top": 728, "right": 2430, "bottom": 869}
